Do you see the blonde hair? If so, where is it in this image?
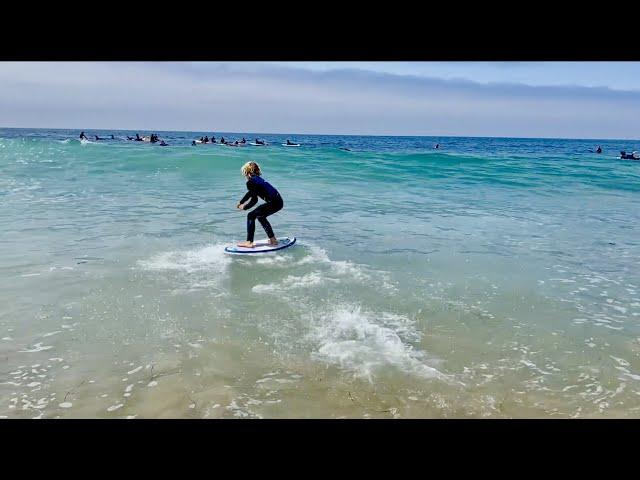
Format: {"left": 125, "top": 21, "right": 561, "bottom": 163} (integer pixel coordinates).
{"left": 241, "top": 161, "right": 261, "bottom": 177}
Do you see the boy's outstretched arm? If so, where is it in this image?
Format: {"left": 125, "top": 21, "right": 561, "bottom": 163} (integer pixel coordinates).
{"left": 241, "top": 195, "right": 258, "bottom": 210}
{"left": 238, "top": 182, "right": 258, "bottom": 210}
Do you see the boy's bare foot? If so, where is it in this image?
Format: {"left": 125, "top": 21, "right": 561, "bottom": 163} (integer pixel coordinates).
{"left": 237, "top": 241, "right": 254, "bottom": 248}
{"left": 268, "top": 237, "right": 278, "bottom": 246}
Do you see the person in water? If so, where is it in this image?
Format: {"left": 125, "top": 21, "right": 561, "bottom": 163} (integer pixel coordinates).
{"left": 435, "top": 143, "right": 440, "bottom": 149}
{"left": 236, "top": 161, "right": 283, "bottom": 248}
{"left": 286, "top": 139, "right": 294, "bottom": 145}
{"left": 135, "top": 133, "right": 143, "bottom": 141}
{"left": 79, "top": 131, "right": 87, "bottom": 140}
{"left": 211, "top": 136, "right": 216, "bottom": 143}
{"left": 192, "top": 140, "right": 197, "bottom": 146}
{"left": 220, "top": 137, "right": 226, "bottom": 144}
{"left": 111, "top": 134, "right": 115, "bottom": 139}
{"left": 596, "top": 146, "right": 602, "bottom": 154}
{"left": 255, "top": 138, "right": 264, "bottom": 145}
{"left": 204, "top": 136, "right": 209, "bottom": 143}
{"left": 241, "top": 137, "right": 246, "bottom": 144}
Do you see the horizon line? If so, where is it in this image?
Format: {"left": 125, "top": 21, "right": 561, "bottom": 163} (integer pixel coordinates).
{"left": 1, "top": 125, "right": 639, "bottom": 143}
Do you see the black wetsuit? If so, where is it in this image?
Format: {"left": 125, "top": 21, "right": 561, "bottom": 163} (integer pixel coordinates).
{"left": 239, "top": 176, "right": 283, "bottom": 242}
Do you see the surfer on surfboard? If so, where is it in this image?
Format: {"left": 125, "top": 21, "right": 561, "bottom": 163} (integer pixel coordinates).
{"left": 236, "top": 161, "right": 283, "bottom": 248}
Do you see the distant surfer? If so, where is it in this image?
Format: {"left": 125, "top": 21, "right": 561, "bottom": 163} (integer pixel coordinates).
{"left": 236, "top": 161, "right": 283, "bottom": 248}
{"left": 286, "top": 139, "right": 296, "bottom": 145}
{"left": 434, "top": 143, "right": 440, "bottom": 149}
{"left": 79, "top": 131, "right": 88, "bottom": 140}
{"left": 192, "top": 140, "right": 197, "bottom": 146}
{"left": 220, "top": 137, "right": 226, "bottom": 145}
{"left": 596, "top": 146, "right": 602, "bottom": 154}
{"left": 135, "top": 133, "right": 143, "bottom": 142}
{"left": 620, "top": 151, "right": 639, "bottom": 160}
{"left": 241, "top": 137, "right": 246, "bottom": 144}
{"left": 111, "top": 134, "right": 115, "bottom": 139}
{"left": 255, "top": 138, "right": 265, "bottom": 145}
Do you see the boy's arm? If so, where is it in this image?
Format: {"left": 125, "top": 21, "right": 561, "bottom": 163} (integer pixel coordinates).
{"left": 242, "top": 195, "right": 258, "bottom": 210}
{"left": 239, "top": 190, "right": 253, "bottom": 205}
{"left": 239, "top": 180, "right": 258, "bottom": 209}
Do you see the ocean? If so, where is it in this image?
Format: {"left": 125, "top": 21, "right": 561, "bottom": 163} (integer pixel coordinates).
{"left": 1, "top": 127, "right": 639, "bottom": 418}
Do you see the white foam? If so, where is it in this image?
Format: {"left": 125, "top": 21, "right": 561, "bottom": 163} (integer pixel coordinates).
{"left": 309, "top": 305, "right": 451, "bottom": 383}
{"left": 107, "top": 404, "right": 123, "bottom": 412}
{"left": 127, "top": 366, "right": 142, "bottom": 375}
{"left": 19, "top": 343, "right": 53, "bottom": 353}
{"left": 59, "top": 402, "right": 73, "bottom": 408}
{"left": 139, "top": 244, "right": 231, "bottom": 274}
{"left": 252, "top": 271, "right": 333, "bottom": 293}
{"left": 42, "top": 331, "right": 62, "bottom": 338}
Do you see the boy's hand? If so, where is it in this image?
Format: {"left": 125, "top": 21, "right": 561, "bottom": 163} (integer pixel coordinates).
{"left": 236, "top": 203, "right": 244, "bottom": 210}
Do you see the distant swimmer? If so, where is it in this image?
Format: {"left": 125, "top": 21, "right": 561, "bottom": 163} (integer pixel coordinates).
{"left": 160, "top": 140, "right": 168, "bottom": 146}
{"left": 192, "top": 140, "right": 197, "bottom": 146}
{"left": 211, "top": 136, "right": 217, "bottom": 143}
{"left": 286, "top": 139, "right": 297, "bottom": 145}
{"left": 204, "top": 136, "right": 210, "bottom": 144}
{"left": 127, "top": 136, "right": 134, "bottom": 141}
{"left": 434, "top": 143, "right": 440, "bottom": 149}
{"left": 241, "top": 137, "right": 246, "bottom": 144}
{"left": 596, "top": 146, "right": 602, "bottom": 154}
{"left": 255, "top": 138, "right": 265, "bottom": 145}
{"left": 135, "top": 133, "right": 143, "bottom": 142}
{"left": 220, "top": 137, "right": 226, "bottom": 144}
{"left": 111, "top": 134, "right": 115, "bottom": 139}
{"left": 234, "top": 140, "right": 239, "bottom": 145}
{"left": 79, "top": 131, "right": 88, "bottom": 140}
{"left": 95, "top": 135, "right": 103, "bottom": 141}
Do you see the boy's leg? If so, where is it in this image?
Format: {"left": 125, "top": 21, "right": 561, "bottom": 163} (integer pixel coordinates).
{"left": 236, "top": 210, "right": 259, "bottom": 247}
{"left": 238, "top": 201, "right": 282, "bottom": 247}
{"left": 255, "top": 202, "right": 282, "bottom": 243}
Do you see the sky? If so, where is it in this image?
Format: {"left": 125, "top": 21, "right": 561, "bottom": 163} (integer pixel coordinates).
{"left": 0, "top": 62, "right": 638, "bottom": 139}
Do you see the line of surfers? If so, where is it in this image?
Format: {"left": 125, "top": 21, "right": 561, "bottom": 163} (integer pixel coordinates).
{"left": 79, "top": 131, "right": 169, "bottom": 146}
{"left": 192, "top": 135, "right": 252, "bottom": 146}
{"left": 190, "top": 136, "right": 298, "bottom": 147}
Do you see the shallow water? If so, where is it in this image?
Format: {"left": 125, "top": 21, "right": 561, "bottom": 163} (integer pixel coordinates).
{"left": 1, "top": 128, "right": 640, "bottom": 418}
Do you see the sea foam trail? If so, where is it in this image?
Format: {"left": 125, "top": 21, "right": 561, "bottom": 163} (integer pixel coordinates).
{"left": 138, "top": 244, "right": 231, "bottom": 274}
{"left": 309, "top": 305, "right": 455, "bottom": 384}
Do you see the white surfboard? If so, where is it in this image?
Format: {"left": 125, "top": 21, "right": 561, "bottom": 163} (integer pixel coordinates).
{"left": 249, "top": 142, "right": 267, "bottom": 146}
{"left": 224, "top": 237, "right": 296, "bottom": 255}
{"left": 282, "top": 143, "right": 300, "bottom": 147}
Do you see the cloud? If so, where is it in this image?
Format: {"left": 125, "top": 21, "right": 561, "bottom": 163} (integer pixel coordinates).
{"left": 0, "top": 62, "right": 637, "bottom": 139}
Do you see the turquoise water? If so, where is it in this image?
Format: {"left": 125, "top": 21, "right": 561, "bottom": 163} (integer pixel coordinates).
{"left": 1, "top": 128, "right": 640, "bottom": 418}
